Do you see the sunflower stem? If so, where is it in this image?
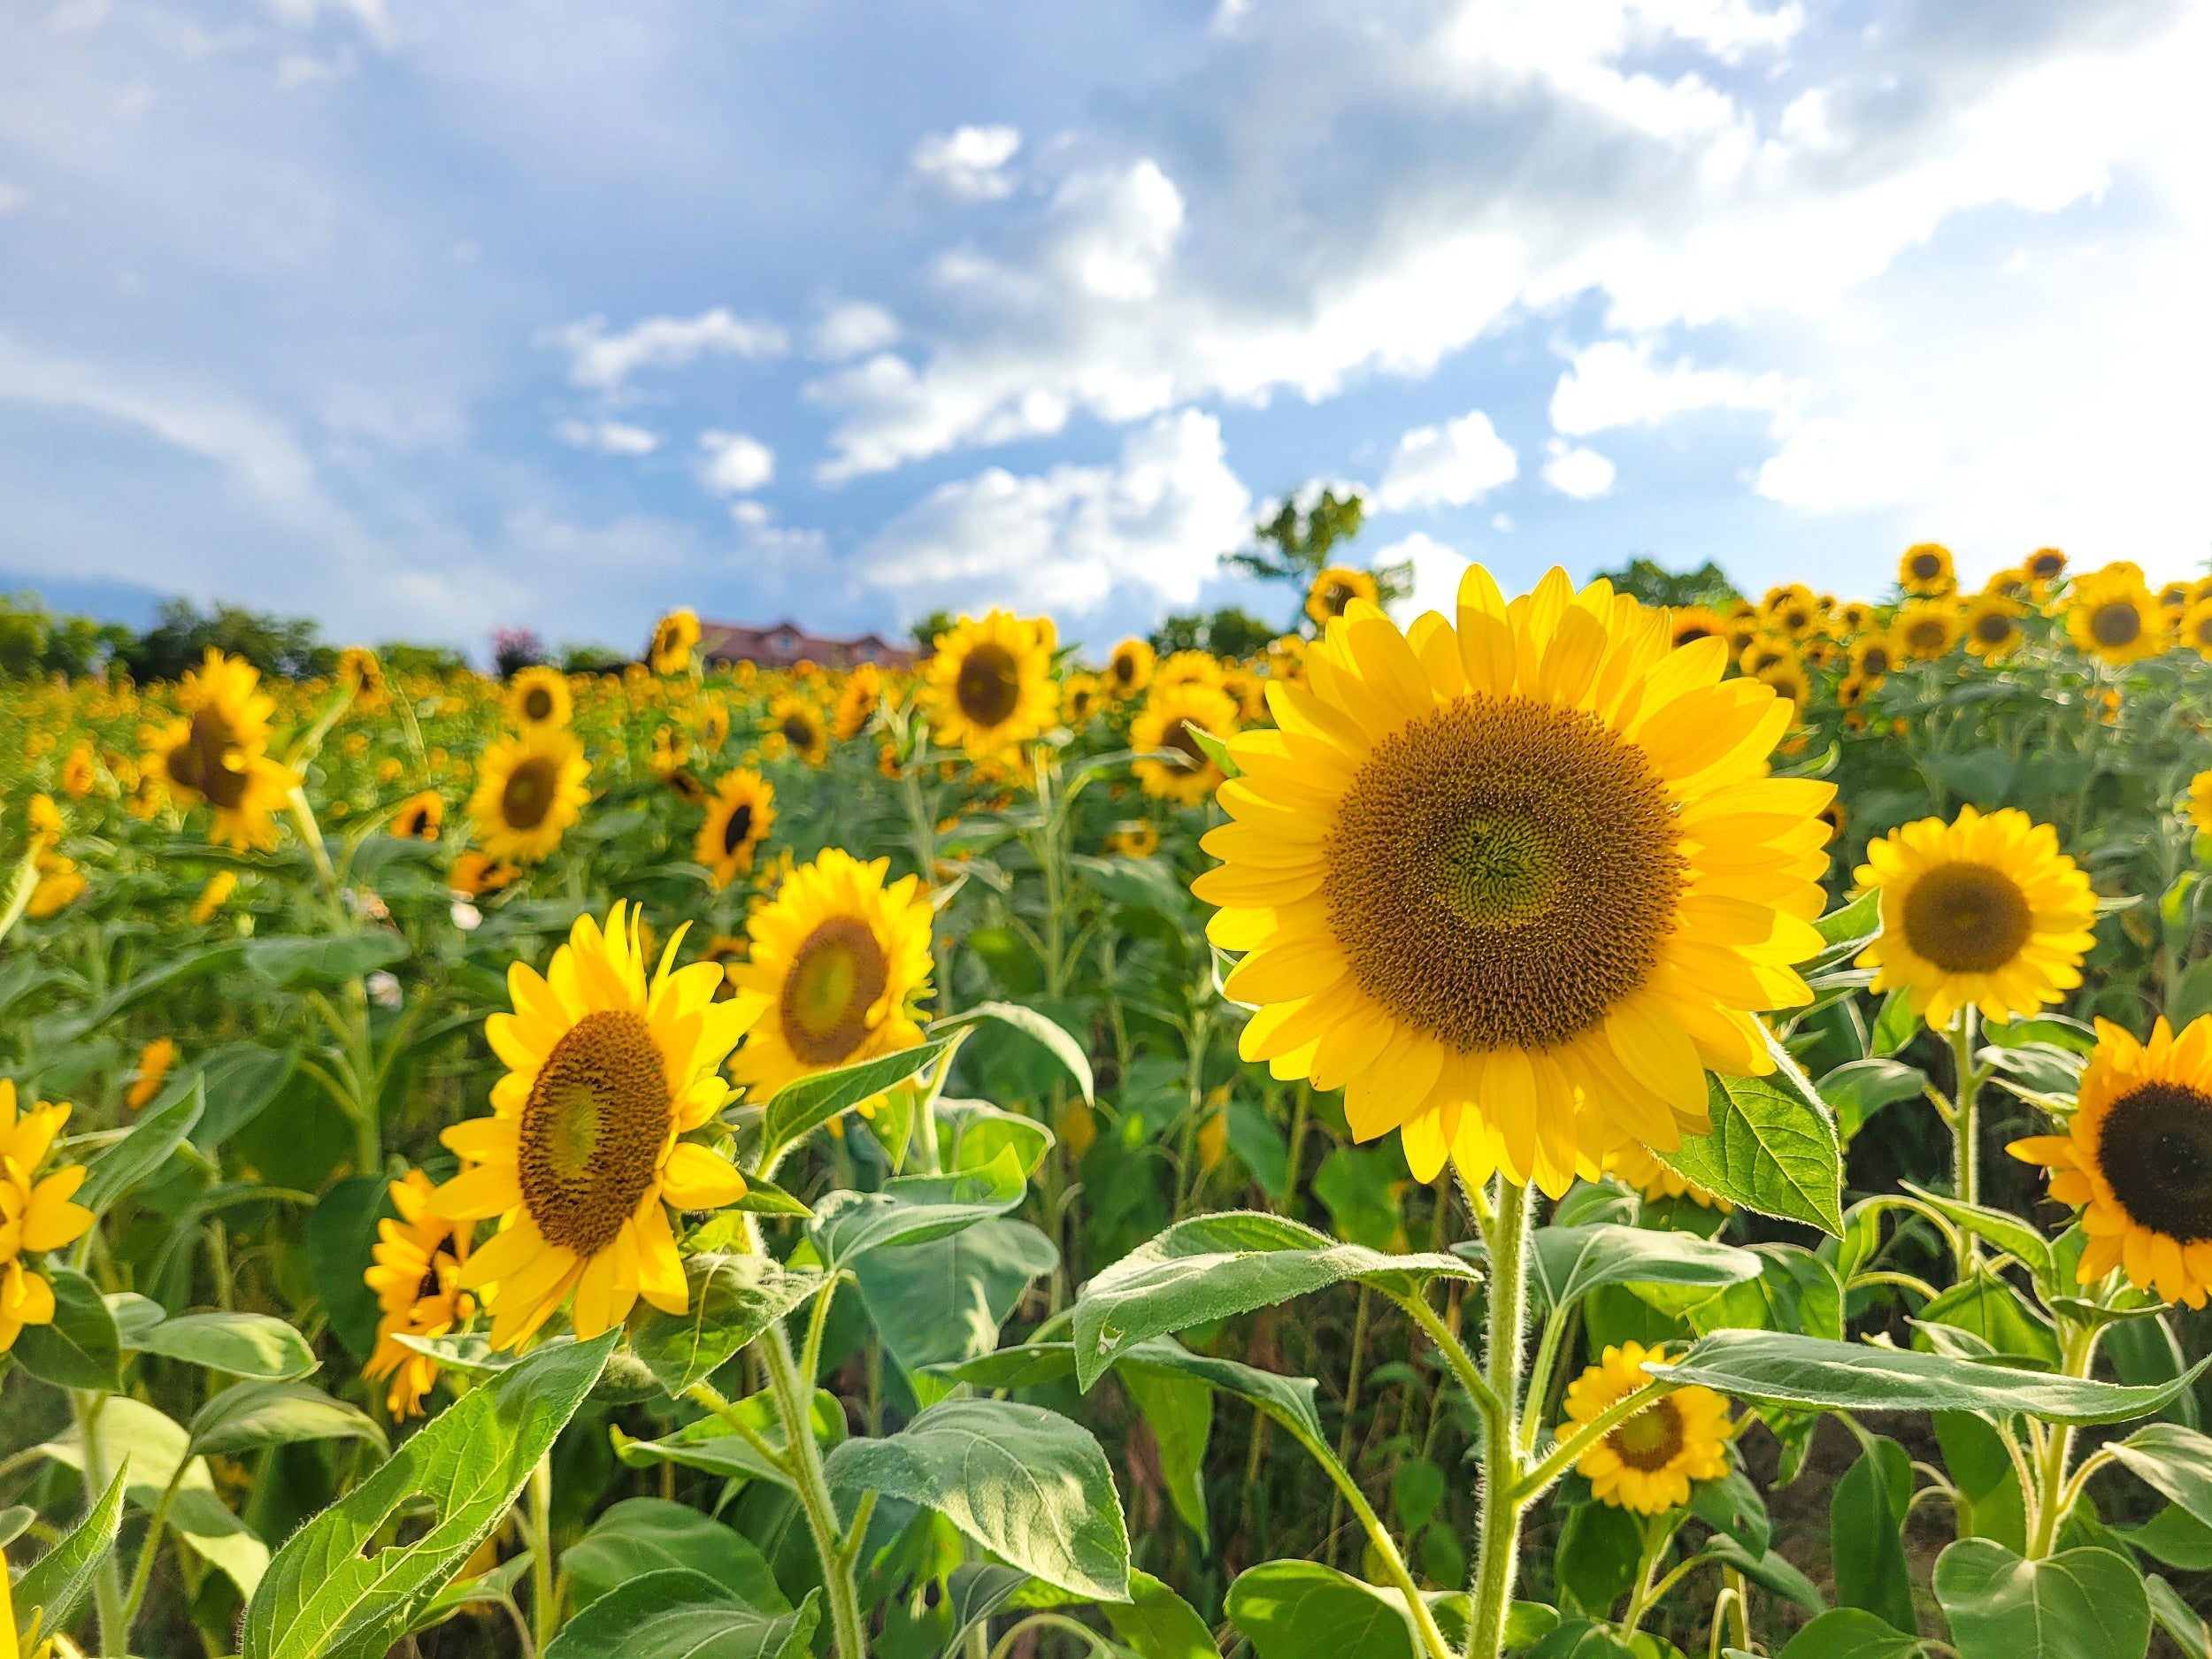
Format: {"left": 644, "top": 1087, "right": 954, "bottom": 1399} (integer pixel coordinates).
{"left": 527, "top": 1453, "right": 558, "bottom": 1650}
{"left": 1464, "top": 1179, "right": 1532, "bottom": 1659}
{"left": 1949, "top": 1006, "right": 1981, "bottom": 1270}
{"left": 763, "top": 1322, "right": 870, "bottom": 1659}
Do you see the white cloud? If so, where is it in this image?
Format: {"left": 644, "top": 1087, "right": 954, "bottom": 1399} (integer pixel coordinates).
{"left": 1379, "top": 532, "right": 1470, "bottom": 622}
{"left": 861, "top": 408, "right": 1250, "bottom": 612}
{"left": 910, "top": 124, "right": 1024, "bottom": 200}
{"left": 812, "top": 300, "right": 900, "bottom": 360}
{"left": 550, "top": 309, "right": 787, "bottom": 392}
{"left": 556, "top": 418, "right": 659, "bottom": 456}
{"left": 1549, "top": 339, "right": 1797, "bottom": 435}
{"left": 1541, "top": 441, "right": 1617, "bottom": 499}
{"left": 1376, "top": 408, "right": 1518, "bottom": 511}
{"left": 698, "top": 429, "right": 774, "bottom": 494}
{"left": 0, "top": 180, "right": 25, "bottom": 213}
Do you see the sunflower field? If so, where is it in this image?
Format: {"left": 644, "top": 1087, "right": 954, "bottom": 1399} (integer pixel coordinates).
{"left": 10, "top": 546, "right": 2212, "bottom": 1659}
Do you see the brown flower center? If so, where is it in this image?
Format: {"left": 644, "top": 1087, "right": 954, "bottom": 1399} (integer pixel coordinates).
{"left": 1608, "top": 1396, "right": 1686, "bottom": 1472}
{"left": 517, "top": 1010, "right": 671, "bottom": 1256}
{"left": 168, "top": 709, "right": 253, "bottom": 810}
{"left": 955, "top": 643, "right": 1022, "bottom": 727}
{"left": 2093, "top": 602, "right": 2142, "bottom": 647}
{"left": 1901, "top": 861, "right": 2032, "bottom": 974}
{"left": 501, "top": 756, "right": 558, "bottom": 829}
{"left": 523, "top": 686, "right": 554, "bottom": 722}
{"left": 780, "top": 917, "right": 890, "bottom": 1066}
{"left": 1909, "top": 551, "right": 1945, "bottom": 582}
{"left": 722, "top": 803, "right": 755, "bottom": 856}
{"left": 1973, "top": 611, "right": 2015, "bottom": 644}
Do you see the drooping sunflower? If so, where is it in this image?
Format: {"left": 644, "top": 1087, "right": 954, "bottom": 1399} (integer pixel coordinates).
{"left": 390, "top": 789, "right": 443, "bottom": 841}
{"left": 1892, "top": 601, "right": 1961, "bottom": 661}
{"left": 1668, "top": 607, "right": 1727, "bottom": 649}
{"left": 2010, "top": 1017, "right": 2212, "bottom": 1309}
{"left": 695, "top": 769, "right": 776, "bottom": 889}
{"left": 2066, "top": 565, "right": 2168, "bottom": 665}
{"left": 428, "top": 903, "right": 754, "bottom": 1348}
{"left": 2177, "top": 598, "right": 2212, "bottom": 662}
{"left": 1898, "top": 542, "right": 1955, "bottom": 596}
{"left": 649, "top": 608, "right": 703, "bottom": 675}
{"left": 832, "top": 664, "right": 884, "bottom": 741}
{"left": 2024, "top": 546, "right": 2069, "bottom": 588}
{"left": 1306, "top": 565, "right": 1379, "bottom": 628}
{"left": 1194, "top": 566, "right": 1832, "bottom": 1194}
{"left": 1061, "top": 672, "right": 1104, "bottom": 725}
{"left": 337, "top": 646, "right": 388, "bottom": 712}
{"left": 364, "top": 1171, "right": 475, "bottom": 1417}
{"left": 145, "top": 649, "right": 301, "bottom": 853}
{"left": 725, "top": 849, "right": 935, "bottom": 1104}
{"left": 1104, "top": 638, "right": 1156, "bottom": 698}
{"left": 924, "top": 612, "right": 1059, "bottom": 758}
{"left": 1132, "top": 681, "right": 1240, "bottom": 806}
{"left": 506, "top": 665, "right": 572, "bottom": 733}
{"left": 1564, "top": 1341, "right": 1733, "bottom": 1513}
{"left": 468, "top": 729, "right": 590, "bottom": 864}
{"left": 2189, "top": 771, "right": 2212, "bottom": 838}
{"left": 1854, "top": 805, "right": 2097, "bottom": 1028}
{"left": 127, "top": 1037, "right": 177, "bottom": 1110}
{"left": 1960, "top": 594, "right": 2026, "bottom": 660}
{"left": 0, "top": 1080, "right": 96, "bottom": 1356}
{"left": 764, "top": 694, "right": 830, "bottom": 765}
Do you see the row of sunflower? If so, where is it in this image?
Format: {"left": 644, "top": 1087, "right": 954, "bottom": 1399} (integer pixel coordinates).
{"left": 4, "top": 553, "right": 2212, "bottom": 1659}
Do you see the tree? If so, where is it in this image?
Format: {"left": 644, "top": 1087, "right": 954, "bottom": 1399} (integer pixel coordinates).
{"left": 1148, "top": 605, "right": 1279, "bottom": 660}
{"left": 1220, "top": 488, "right": 1411, "bottom": 630}
{"left": 0, "top": 592, "right": 135, "bottom": 680}
{"left": 114, "top": 599, "right": 334, "bottom": 682}
{"left": 909, "top": 611, "right": 955, "bottom": 653}
{"left": 1594, "top": 557, "right": 1740, "bottom": 611}
{"left": 490, "top": 627, "right": 547, "bottom": 680}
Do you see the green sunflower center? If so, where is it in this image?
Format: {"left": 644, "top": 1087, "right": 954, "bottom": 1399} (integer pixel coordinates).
{"left": 2098, "top": 1081, "right": 2212, "bottom": 1244}
{"left": 502, "top": 756, "right": 557, "bottom": 830}
{"left": 955, "top": 643, "right": 1022, "bottom": 727}
{"left": 782, "top": 917, "right": 890, "bottom": 1066}
{"left": 1324, "top": 697, "right": 1685, "bottom": 1052}
{"left": 518, "top": 1010, "right": 671, "bottom": 1256}
{"left": 1901, "top": 860, "right": 2032, "bottom": 974}
{"left": 721, "top": 803, "right": 755, "bottom": 856}
{"left": 1608, "top": 1396, "right": 1686, "bottom": 1472}
{"left": 2093, "top": 602, "right": 2142, "bottom": 647}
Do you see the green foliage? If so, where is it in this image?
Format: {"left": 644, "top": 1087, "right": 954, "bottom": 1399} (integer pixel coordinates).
{"left": 117, "top": 596, "right": 338, "bottom": 682}
{"left": 1591, "top": 558, "right": 1740, "bottom": 611}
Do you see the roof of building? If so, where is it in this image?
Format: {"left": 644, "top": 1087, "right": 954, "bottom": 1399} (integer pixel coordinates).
{"left": 693, "top": 618, "right": 916, "bottom": 670}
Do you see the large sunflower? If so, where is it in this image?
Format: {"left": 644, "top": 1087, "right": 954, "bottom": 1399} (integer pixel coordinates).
{"left": 725, "top": 849, "right": 935, "bottom": 1104}
{"left": 1132, "top": 681, "right": 1240, "bottom": 806}
{"left": 2011, "top": 1017, "right": 2212, "bottom": 1309}
{"left": 1891, "top": 601, "right": 1961, "bottom": 661}
{"left": 364, "top": 1171, "right": 474, "bottom": 1417}
{"left": 0, "top": 1080, "right": 96, "bottom": 1356}
{"left": 649, "top": 608, "right": 702, "bottom": 674}
{"left": 145, "top": 649, "right": 301, "bottom": 853}
{"left": 1306, "top": 565, "right": 1379, "bottom": 628}
{"left": 2066, "top": 566, "right": 2168, "bottom": 665}
{"left": 506, "top": 665, "right": 572, "bottom": 733}
{"left": 428, "top": 903, "right": 754, "bottom": 1348}
{"left": 1193, "top": 566, "right": 1832, "bottom": 1195}
{"left": 924, "top": 612, "right": 1059, "bottom": 758}
{"left": 765, "top": 694, "right": 830, "bottom": 765}
{"left": 469, "top": 729, "right": 590, "bottom": 864}
{"left": 1103, "top": 638, "right": 1156, "bottom": 697}
{"left": 1564, "top": 1341, "right": 1732, "bottom": 1513}
{"left": 695, "top": 769, "right": 776, "bottom": 889}
{"left": 1898, "top": 542, "right": 1955, "bottom": 596}
{"left": 1854, "top": 806, "right": 2097, "bottom": 1027}
{"left": 1960, "top": 594, "right": 2026, "bottom": 660}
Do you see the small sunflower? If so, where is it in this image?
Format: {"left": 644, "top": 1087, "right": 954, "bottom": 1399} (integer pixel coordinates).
{"left": 1668, "top": 607, "right": 1727, "bottom": 649}
{"left": 764, "top": 695, "right": 830, "bottom": 765}
{"left": 0, "top": 1080, "right": 96, "bottom": 1356}
{"left": 1761, "top": 585, "right": 1818, "bottom": 638}
{"left": 390, "top": 790, "right": 443, "bottom": 841}
{"left": 60, "top": 741, "right": 96, "bottom": 798}
{"left": 1608, "top": 1142, "right": 1731, "bottom": 1212}
{"left": 2189, "top": 771, "right": 2212, "bottom": 838}
{"left": 1960, "top": 594, "right": 2026, "bottom": 660}
{"left": 649, "top": 608, "right": 702, "bottom": 675}
{"left": 1834, "top": 601, "right": 1875, "bottom": 634}
{"left": 1106, "top": 821, "right": 1161, "bottom": 857}
{"left": 695, "top": 769, "right": 776, "bottom": 890}
{"left": 1155, "top": 649, "right": 1225, "bottom": 694}
{"left": 1306, "top": 565, "right": 1379, "bottom": 629}
{"left": 2160, "top": 581, "right": 2195, "bottom": 611}
{"left": 1221, "top": 665, "right": 1268, "bottom": 724}
{"left": 1892, "top": 601, "right": 1961, "bottom": 661}
{"left": 2178, "top": 599, "right": 2212, "bottom": 662}
{"left": 27, "top": 848, "right": 85, "bottom": 918}
{"left": 1899, "top": 542, "right": 1955, "bottom": 596}
{"left": 146, "top": 649, "right": 301, "bottom": 853}
{"left": 2010, "top": 1017, "right": 2212, "bottom": 1310}
{"left": 1062, "top": 672, "right": 1104, "bottom": 725}
{"left": 1132, "top": 681, "right": 1240, "bottom": 806}
{"left": 364, "top": 1171, "right": 475, "bottom": 1417}
{"left": 506, "top": 665, "right": 572, "bottom": 733}
{"left": 127, "top": 1037, "right": 177, "bottom": 1110}
{"left": 1836, "top": 673, "right": 1870, "bottom": 710}
{"left": 1981, "top": 570, "right": 2032, "bottom": 603}
{"left": 833, "top": 664, "right": 885, "bottom": 741}
{"left": 338, "top": 646, "right": 388, "bottom": 711}
{"left": 1755, "top": 659, "right": 1809, "bottom": 712}
{"left": 451, "top": 851, "right": 520, "bottom": 897}
{"left": 1738, "top": 635, "right": 1795, "bottom": 678}
{"left": 725, "top": 849, "right": 935, "bottom": 1105}
{"left": 1104, "top": 638, "right": 1156, "bottom": 697}
{"left": 428, "top": 902, "right": 755, "bottom": 1348}
{"left": 469, "top": 729, "right": 590, "bottom": 864}
{"left": 924, "top": 612, "right": 1058, "bottom": 758}
{"left": 2066, "top": 566, "right": 2168, "bottom": 665}
{"left": 1266, "top": 634, "right": 1308, "bottom": 684}
{"left": 2024, "top": 546, "right": 2069, "bottom": 587}
{"left": 1564, "top": 1341, "right": 1732, "bottom": 1513}
{"left": 1855, "top": 805, "right": 2097, "bottom": 1027}
{"left": 1850, "top": 636, "right": 1895, "bottom": 681}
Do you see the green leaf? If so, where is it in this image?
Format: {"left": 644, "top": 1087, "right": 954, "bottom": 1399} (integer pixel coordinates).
{"left": 1226, "top": 1559, "right": 1456, "bottom": 1659}
{"left": 937, "top": 1097, "right": 1056, "bottom": 1180}
{"left": 77, "top": 1075, "right": 204, "bottom": 1215}
{"left": 1688, "top": 1464, "right": 1771, "bottom": 1556}
{"left": 629, "top": 1254, "right": 828, "bottom": 1397}
{"left": 1104, "top": 1570, "right": 1217, "bottom": 1659}
{"left": 188, "top": 1381, "right": 386, "bottom": 1459}
{"left": 10, "top": 1468, "right": 127, "bottom": 1648}
{"left": 1981, "top": 1015, "right": 2097, "bottom": 1056}
{"left": 1770, "top": 1608, "right": 1928, "bottom": 1657}
{"left": 1900, "top": 1186, "right": 2055, "bottom": 1283}
{"left": 135, "top": 1310, "right": 319, "bottom": 1381}
{"left": 239, "top": 1330, "right": 615, "bottom": 1659}
{"left": 2116, "top": 1505, "right": 2212, "bottom": 1570}
{"left": 1915, "top": 1272, "right": 2060, "bottom": 1368}
{"left": 1870, "top": 991, "right": 1917, "bottom": 1057}
{"left": 1818, "top": 1059, "right": 1926, "bottom": 1143}
{"left": 1654, "top": 1065, "right": 1843, "bottom": 1236}
{"left": 1656, "top": 1330, "right": 2208, "bottom": 1425}
{"left": 1528, "top": 1224, "right": 1761, "bottom": 1312}
{"left": 1832, "top": 1437, "right": 1915, "bottom": 1632}
{"left": 190, "top": 1040, "right": 304, "bottom": 1150}
{"left": 807, "top": 1150, "right": 1030, "bottom": 1271}
{"left": 1125, "top": 1363, "right": 1212, "bottom": 1536}
{"left": 245, "top": 931, "right": 408, "bottom": 988}
{"left": 305, "top": 1174, "right": 394, "bottom": 1362}
{"left": 408, "top": 1552, "right": 534, "bottom": 1633}
{"left": 33, "top": 938, "right": 249, "bottom": 1046}
{"left": 759, "top": 1039, "right": 954, "bottom": 1158}
{"left": 12, "top": 1269, "right": 122, "bottom": 1391}
{"left": 1813, "top": 888, "right": 1883, "bottom": 958}
{"left": 612, "top": 1388, "right": 846, "bottom": 1494}
{"left": 544, "top": 1570, "right": 819, "bottom": 1659}
{"left": 1071, "top": 1210, "right": 1478, "bottom": 1389}
{"left": 1555, "top": 1501, "right": 1643, "bottom": 1617}
{"left": 562, "top": 1499, "right": 788, "bottom": 1616}
{"left": 1699, "top": 1534, "right": 1823, "bottom": 1614}
{"left": 930, "top": 1002, "right": 1094, "bottom": 1102}
{"left": 820, "top": 1397, "right": 1130, "bottom": 1601}
{"left": 2147, "top": 1574, "right": 2212, "bottom": 1659}
{"left": 853, "top": 1217, "right": 1059, "bottom": 1373}
{"left": 1933, "top": 1412, "right": 2027, "bottom": 1555}
{"left": 2107, "top": 1422, "right": 2212, "bottom": 1532}
{"left": 1932, "top": 1540, "right": 2149, "bottom": 1659}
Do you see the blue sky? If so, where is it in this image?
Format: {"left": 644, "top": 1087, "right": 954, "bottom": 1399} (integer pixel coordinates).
{"left": 2, "top": 0, "right": 2206, "bottom": 658}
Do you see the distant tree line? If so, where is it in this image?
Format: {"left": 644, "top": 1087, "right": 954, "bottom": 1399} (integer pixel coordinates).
{"left": 0, "top": 592, "right": 480, "bottom": 683}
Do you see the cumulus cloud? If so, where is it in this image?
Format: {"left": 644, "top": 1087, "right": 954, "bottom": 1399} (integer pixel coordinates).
{"left": 860, "top": 408, "right": 1249, "bottom": 613}
{"left": 551, "top": 309, "right": 786, "bottom": 392}
{"left": 812, "top": 300, "right": 900, "bottom": 360}
{"left": 910, "top": 125, "right": 1023, "bottom": 200}
{"left": 1379, "top": 531, "right": 1470, "bottom": 621}
{"left": 1549, "top": 339, "right": 1798, "bottom": 436}
{"left": 697, "top": 430, "right": 774, "bottom": 493}
{"left": 1376, "top": 408, "right": 1517, "bottom": 511}
{"left": 557, "top": 418, "right": 659, "bottom": 456}
{"left": 1541, "top": 441, "right": 1617, "bottom": 499}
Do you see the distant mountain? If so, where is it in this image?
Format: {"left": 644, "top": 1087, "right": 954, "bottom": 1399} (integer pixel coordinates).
{"left": 0, "top": 568, "right": 173, "bottom": 630}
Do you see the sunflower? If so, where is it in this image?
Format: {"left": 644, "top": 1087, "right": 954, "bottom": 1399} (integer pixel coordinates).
{"left": 764, "top": 695, "right": 830, "bottom": 765}
{"left": 1961, "top": 594, "right": 2026, "bottom": 660}
{"left": 1608, "top": 1142, "right": 1731, "bottom": 1212}
{"left": 338, "top": 646, "right": 387, "bottom": 712}
{"left": 127, "top": 1037, "right": 177, "bottom": 1110}
{"left": 27, "top": 847, "right": 85, "bottom": 918}
{"left": 469, "top": 729, "right": 590, "bottom": 864}
{"left": 2024, "top": 547, "right": 2069, "bottom": 587}
{"left": 1898, "top": 542, "right": 1955, "bottom": 595}
{"left": 1836, "top": 673, "right": 1870, "bottom": 710}
{"left": 1221, "top": 665, "right": 1268, "bottom": 723}
{"left": 1755, "top": 659, "right": 1809, "bottom": 712}
{"left": 1564, "top": 1342, "right": 1732, "bottom": 1513}
{"left": 695, "top": 769, "right": 776, "bottom": 889}
{"left": 2190, "top": 772, "right": 2212, "bottom": 838}
{"left": 0, "top": 1080, "right": 96, "bottom": 1356}
{"left": 1850, "top": 636, "right": 1895, "bottom": 681}
{"left": 1835, "top": 601, "right": 1875, "bottom": 634}
{"left": 1668, "top": 607, "right": 1727, "bottom": 649}
{"left": 364, "top": 1171, "right": 475, "bottom": 1417}
{"left": 1194, "top": 565, "right": 1832, "bottom": 1195}
{"left": 924, "top": 612, "right": 1058, "bottom": 758}
{"left": 59, "top": 741, "right": 96, "bottom": 799}
{"left": 145, "top": 649, "right": 301, "bottom": 853}
{"left": 506, "top": 665, "right": 572, "bottom": 733}
{"left": 1306, "top": 565, "right": 1379, "bottom": 629}
{"left": 427, "top": 903, "right": 753, "bottom": 1348}
{"left": 1892, "top": 601, "right": 1961, "bottom": 661}
{"left": 27, "top": 794, "right": 61, "bottom": 838}
{"left": 190, "top": 870, "right": 237, "bottom": 925}
{"left": 2066, "top": 566, "right": 2168, "bottom": 665}
{"left": 649, "top": 608, "right": 702, "bottom": 675}
{"left": 1761, "top": 585, "right": 1818, "bottom": 638}
{"left": 1738, "top": 635, "right": 1795, "bottom": 678}
{"left": 1132, "top": 681, "right": 1240, "bottom": 806}
{"left": 1267, "top": 634, "right": 1309, "bottom": 685}
{"left": 390, "top": 790, "right": 443, "bottom": 841}
{"left": 1854, "top": 805, "right": 2097, "bottom": 1028}
{"left": 833, "top": 665, "right": 885, "bottom": 741}
{"left": 1062, "top": 672, "right": 1104, "bottom": 725}
{"left": 451, "top": 851, "right": 520, "bottom": 898}
{"left": 1155, "top": 649, "right": 1225, "bottom": 694}
{"left": 1106, "top": 821, "right": 1161, "bottom": 857}
{"left": 725, "top": 849, "right": 935, "bottom": 1105}
{"left": 2010, "top": 1017, "right": 2212, "bottom": 1310}
{"left": 1104, "top": 638, "right": 1156, "bottom": 697}
{"left": 2177, "top": 599, "right": 2212, "bottom": 662}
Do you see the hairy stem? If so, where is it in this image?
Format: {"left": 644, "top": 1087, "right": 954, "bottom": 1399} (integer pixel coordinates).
{"left": 1465, "top": 1179, "right": 1532, "bottom": 1659}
